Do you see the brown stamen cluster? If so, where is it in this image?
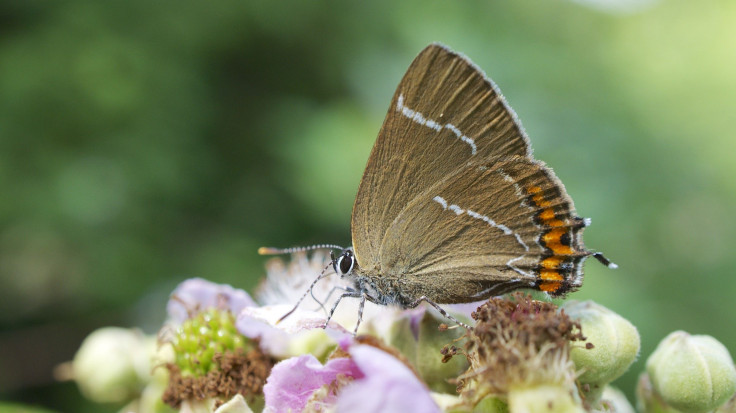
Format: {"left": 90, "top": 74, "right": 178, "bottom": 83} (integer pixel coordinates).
{"left": 451, "top": 293, "right": 586, "bottom": 403}
{"left": 162, "top": 347, "right": 273, "bottom": 408}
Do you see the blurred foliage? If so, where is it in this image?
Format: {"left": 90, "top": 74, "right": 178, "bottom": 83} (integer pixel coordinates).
{"left": 0, "top": 0, "right": 734, "bottom": 411}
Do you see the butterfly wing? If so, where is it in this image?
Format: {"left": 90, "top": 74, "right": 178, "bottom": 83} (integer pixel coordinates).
{"left": 351, "top": 44, "right": 533, "bottom": 271}
{"left": 379, "top": 157, "right": 591, "bottom": 302}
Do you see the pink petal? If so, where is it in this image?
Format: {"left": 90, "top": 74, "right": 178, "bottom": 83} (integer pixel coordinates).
{"left": 264, "top": 354, "right": 362, "bottom": 412}
{"left": 337, "top": 345, "right": 440, "bottom": 413}
{"left": 167, "top": 278, "right": 257, "bottom": 323}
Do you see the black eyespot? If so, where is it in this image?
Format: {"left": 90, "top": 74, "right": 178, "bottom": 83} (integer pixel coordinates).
{"left": 338, "top": 250, "right": 354, "bottom": 274}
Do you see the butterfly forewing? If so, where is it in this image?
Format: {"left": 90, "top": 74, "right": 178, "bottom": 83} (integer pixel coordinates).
{"left": 352, "top": 44, "right": 534, "bottom": 271}
{"left": 378, "top": 157, "right": 589, "bottom": 302}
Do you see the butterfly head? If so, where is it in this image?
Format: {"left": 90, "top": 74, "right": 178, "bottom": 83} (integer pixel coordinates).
{"left": 332, "top": 247, "right": 356, "bottom": 277}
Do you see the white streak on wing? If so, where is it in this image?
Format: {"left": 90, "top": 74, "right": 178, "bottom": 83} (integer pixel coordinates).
{"left": 433, "top": 196, "right": 448, "bottom": 209}
{"left": 514, "top": 234, "right": 527, "bottom": 251}
{"left": 498, "top": 169, "right": 515, "bottom": 183}
{"left": 426, "top": 119, "right": 440, "bottom": 130}
{"left": 448, "top": 205, "right": 465, "bottom": 215}
{"left": 397, "top": 94, "right": 477, "bottom": 155}
{"left": 433, "top": 196, "right": 530, "bottom": 251}
{"left": 507, "top": 255, "right": 533, "bottom": 277}
{"left": 444, "top": 123, "right": 478, "bottom": 155}
{"left": 497, "top": 168, "right": 525, "bottom": 201}
{"left": 469, "top": 279, "right": 521, "bottom": 298}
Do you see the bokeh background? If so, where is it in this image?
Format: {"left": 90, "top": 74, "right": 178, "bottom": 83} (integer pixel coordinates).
{"left": 1, "top": 0, "right": 734, "bottom": 411}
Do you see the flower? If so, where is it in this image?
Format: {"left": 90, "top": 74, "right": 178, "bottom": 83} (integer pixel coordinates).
{"left": 240, "top": 251, "right": 397, "bottom": 359}
{"left": 263, "top": 336, "right": 441, "bottom": 413}
{"left": 161, "top": 278, "right": 273, "bottom": 410}
{"left": 452, "top": 293, "right": 586, "bottom": 410}
{"left": 263, "top": 353, "right": 362, "bottom": 412}
{"left": 254, "top": 251, "right": 391, "bottom": 335}
{"left": 166, "top": 278, "right": 257, "bottom": 324}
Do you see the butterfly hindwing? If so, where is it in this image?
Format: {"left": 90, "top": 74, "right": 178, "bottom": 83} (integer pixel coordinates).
{"left": 377, "top": 157, "right": 591, "bottom": 302}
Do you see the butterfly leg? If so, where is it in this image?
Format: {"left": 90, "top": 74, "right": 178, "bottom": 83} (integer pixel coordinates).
{"left": 323, "top": 289, "right": 362, "bottom": 331}
{"left": 319, "top": 285, "right": 350, "bottom": 315}
{"left": 406, "top": 296, "right": 472, "bottom": 331}
{"left": 354, "top": 294, "right": 366, "bottom": 336}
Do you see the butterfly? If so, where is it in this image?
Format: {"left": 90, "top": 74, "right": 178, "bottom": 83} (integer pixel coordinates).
{"left": 262, "top": 43, "right": 614, "bottom": 333}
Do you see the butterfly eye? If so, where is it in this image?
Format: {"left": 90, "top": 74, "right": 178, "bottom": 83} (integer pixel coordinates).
{"left": 336, "top": 250, "right": 355, "bottom": 275}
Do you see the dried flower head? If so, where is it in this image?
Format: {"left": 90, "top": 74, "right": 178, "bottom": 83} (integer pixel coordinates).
{"left": 454, "top": 293, "right": 586, "bottom": 404}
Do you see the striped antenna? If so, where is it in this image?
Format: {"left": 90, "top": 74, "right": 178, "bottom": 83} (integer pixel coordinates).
{"left": 258, "top": 244, "right": 344, "bottom": 255}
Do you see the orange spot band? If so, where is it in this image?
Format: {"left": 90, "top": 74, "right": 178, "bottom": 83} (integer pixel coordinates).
{"left": 541, "top": 256, "right": 563, "bottom": 269}
{"left": 539, "top": 280, "right": 562, "bottom": 293}
{"left": 542, "top": 228, "right": 574, "bottom": 255}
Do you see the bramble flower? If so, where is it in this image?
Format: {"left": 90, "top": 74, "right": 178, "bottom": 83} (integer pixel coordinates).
{"left": 263, "top": 335, "right": 441, "bottom": 412}
{"left": 161, "top": 278, "right": 272, "bottom": 411}
{"left": 237, "top": 251, "right": 351, "bottom": 360}
{"left": 239, "top": 251, "right": 400, "bottom": 359}
{"left": 255, "top": 251, "right": 395, "bottom": 334}
{"left": 166, "top": 278, "right": 257, "bottom": 324}
{"left": 450, "top": 293, "right": 587, "bottom": 411}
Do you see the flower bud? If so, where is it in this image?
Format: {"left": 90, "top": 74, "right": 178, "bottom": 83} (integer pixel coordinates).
{"left": 508, "top": 384, "right": 585, "bottom": 413}
{"left": 72, "top": 327, "right": 153, "bottom": 403}
{"left": 387, "top": 307, "right": 468, "bottom": 394}
{"left": 562, "top": 300, "right": 639, "bottom": 400}
{"left": 636, "top": 373, "right": 680, "bottom": 413}
{"left": 646, "top": 331, "right": 736, "bottom": 413}
{"left": 599, "top": 386, "right": 636, "bottom": 413}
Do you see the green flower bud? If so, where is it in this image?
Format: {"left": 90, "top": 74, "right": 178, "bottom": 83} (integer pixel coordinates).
{"left": 387, "top": 308, "right": 468, "bottom": 394}
{"left": 646, "top": 331, "right": 736, "bottom": 413}
{"left": 508, "top": 384, "right": 585, "bottom": 413}
{"left": 72, "top": 327, "right": 153, "bottom": 403}
{"left": 636, "top": 373, "right": 680, "bottom": 413}
{"left": 473, "top": 396, "right": 508, "bottom": 413}
{"left": 562, "top": 300, "right": 640, "bottom": 402}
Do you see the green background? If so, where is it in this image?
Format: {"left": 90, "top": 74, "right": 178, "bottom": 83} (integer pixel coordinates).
{"left": 1, "top": 1, "right": 734, "bottom": 411}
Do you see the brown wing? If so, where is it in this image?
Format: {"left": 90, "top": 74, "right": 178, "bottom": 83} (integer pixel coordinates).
{"left": 351, "top": 44, "right": 533, "bottom": 273}
{"left": 378, "top": 157, "right": 591, "bottom": 302}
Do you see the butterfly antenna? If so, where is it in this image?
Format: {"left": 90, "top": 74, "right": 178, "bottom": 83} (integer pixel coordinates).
{"left": 310, "top": 284, "right": 327, "bottom": 315}
{"left": 592, "top": 252, "right": 618, "bottom": 269}
{"left": 277, "top": 261, "right": 336, "bottom": 324}
{"left": 258, "top": 244, "right": 344, "bottom": 255}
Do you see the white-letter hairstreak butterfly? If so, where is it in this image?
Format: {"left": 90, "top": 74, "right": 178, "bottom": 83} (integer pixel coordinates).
{"left": 260, "top": 43, "right": 616, "bottom": 333}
